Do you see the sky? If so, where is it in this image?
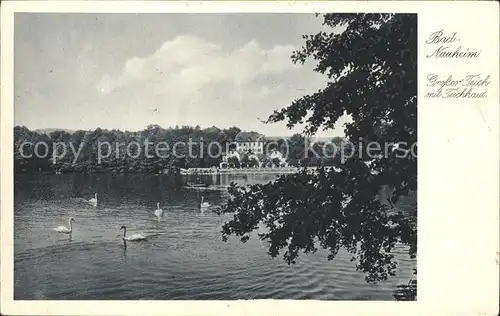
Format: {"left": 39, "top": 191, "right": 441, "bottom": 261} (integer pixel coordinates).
{"left": 15, "top": 13, "right": 349, "bottom": 137}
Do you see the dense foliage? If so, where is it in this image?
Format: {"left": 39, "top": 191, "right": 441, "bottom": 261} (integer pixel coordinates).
{"left": 14, "top": 125, "right": 345, "bottom": 173}
{"left": 217, "top": 13, "right": 417, "bottom": 292}
{"left": 14, "top": 125, "right": 237, "bottom": 173}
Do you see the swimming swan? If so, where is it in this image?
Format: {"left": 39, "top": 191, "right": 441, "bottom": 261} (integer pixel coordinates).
{"left": 154, "top": 202, "right": 163, "bottom": 218}
{"left": 89, "top": 193, "right": 98, "bottom": 207}
{"left": 120, "top": 225, "right": 147, "bottom": 241}
{"left": 200, "top": 196, "right": 210, "bottom": 208}
{"left": 53, "top": 217, "right": 75, "bottom": 234}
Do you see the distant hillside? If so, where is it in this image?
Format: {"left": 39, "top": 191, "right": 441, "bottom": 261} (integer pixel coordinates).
{"left": 34, "top": 128, "right": 78, "bottom": 135}
{"left": 266, "top": 136, "right": 344, "bottom": 142}
{"left": 31, "top": 128, "right": 343, "bottom": 143}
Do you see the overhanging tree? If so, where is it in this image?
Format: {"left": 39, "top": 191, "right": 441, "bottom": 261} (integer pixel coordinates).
{"left": 217, "top": 13, "right": 417, "bottom": 289}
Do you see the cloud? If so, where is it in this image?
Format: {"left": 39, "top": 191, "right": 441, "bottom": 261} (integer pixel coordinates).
{"left": 94, "top": 34, "right": 331, "bottom": 134}
{"left": 98, "top": 35, "right": 297, "bottom": 95}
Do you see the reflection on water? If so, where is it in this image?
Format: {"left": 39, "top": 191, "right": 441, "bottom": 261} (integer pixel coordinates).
{"left": 14, "top": 173, "right": 415, "bottom": 300}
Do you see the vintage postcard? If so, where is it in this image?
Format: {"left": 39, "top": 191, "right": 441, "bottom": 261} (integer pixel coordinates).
{"left": 1, "top": 1, "right": 498, "bottom": 315}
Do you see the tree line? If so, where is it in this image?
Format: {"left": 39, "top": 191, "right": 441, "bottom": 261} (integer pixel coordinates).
{"left": 14, "top": 125, "right": 348, "bottom": 174}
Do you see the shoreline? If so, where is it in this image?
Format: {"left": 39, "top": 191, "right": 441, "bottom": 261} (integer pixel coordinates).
{"left": 179, "top": 167, "right": 302, "bottom": 175}
{"left": 15, "top": 166, "right": 331, "bottom": 176}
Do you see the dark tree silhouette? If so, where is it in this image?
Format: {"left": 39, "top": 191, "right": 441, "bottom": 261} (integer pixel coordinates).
{"left": 226, "top": 156, "right": 240, "bottom": 169}
{"left": 271, "top": 157, "right": 282, "bottom": 167}
{"left": 217, "top": 13, "right": 417, "bottom": 294}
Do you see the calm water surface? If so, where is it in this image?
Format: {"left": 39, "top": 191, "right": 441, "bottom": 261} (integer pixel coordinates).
{"left": 14, "top": 173, "right": 415, "bottom": 300}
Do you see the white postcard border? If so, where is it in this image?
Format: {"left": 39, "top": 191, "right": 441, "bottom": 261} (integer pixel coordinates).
{"left": 1, "top": 1, "right": 499, "bottom": 315}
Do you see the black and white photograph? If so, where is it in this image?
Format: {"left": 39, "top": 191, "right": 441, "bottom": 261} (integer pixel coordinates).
{"left": 11, "top": 11, "right": 418, "bottom": 301}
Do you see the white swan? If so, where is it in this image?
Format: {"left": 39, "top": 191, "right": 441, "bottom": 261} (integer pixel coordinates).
{"left": 200, "top": 196, "right": 210, "bottom": 208}
{"left": 53, "top": 217, "right": 75, "bottom": 234}
{"left": 120, "top": 225, "right": 147, "bottom": 241}
{"left": 88, "top": 193, "right": 98, "bottom": 207}
{"left": 154, "top": 202, "right": 163, "bottom": 218}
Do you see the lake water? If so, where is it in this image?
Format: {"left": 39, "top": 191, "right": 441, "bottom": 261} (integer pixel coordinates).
{"left": 14, "top": 173, "right": 416, "bottom": 300}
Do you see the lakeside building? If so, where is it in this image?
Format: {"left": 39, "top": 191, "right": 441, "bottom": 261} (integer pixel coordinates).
{"left": 219, "top": 132, "right": 288, "bottom": 169}
{"left": 234, "top": 131, "right": 265, "bottom": 155}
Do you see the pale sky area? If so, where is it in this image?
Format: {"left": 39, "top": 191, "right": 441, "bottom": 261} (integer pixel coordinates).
{"left": 15, "top": 13, "right": 349, "bottom": 137}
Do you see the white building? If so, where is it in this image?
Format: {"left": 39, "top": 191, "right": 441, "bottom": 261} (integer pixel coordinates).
{"left": 235, "top": 141, "right": 264, "bottom": 154}
{"left": 234, "top": 131, "right": 265, "bottom": 154}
